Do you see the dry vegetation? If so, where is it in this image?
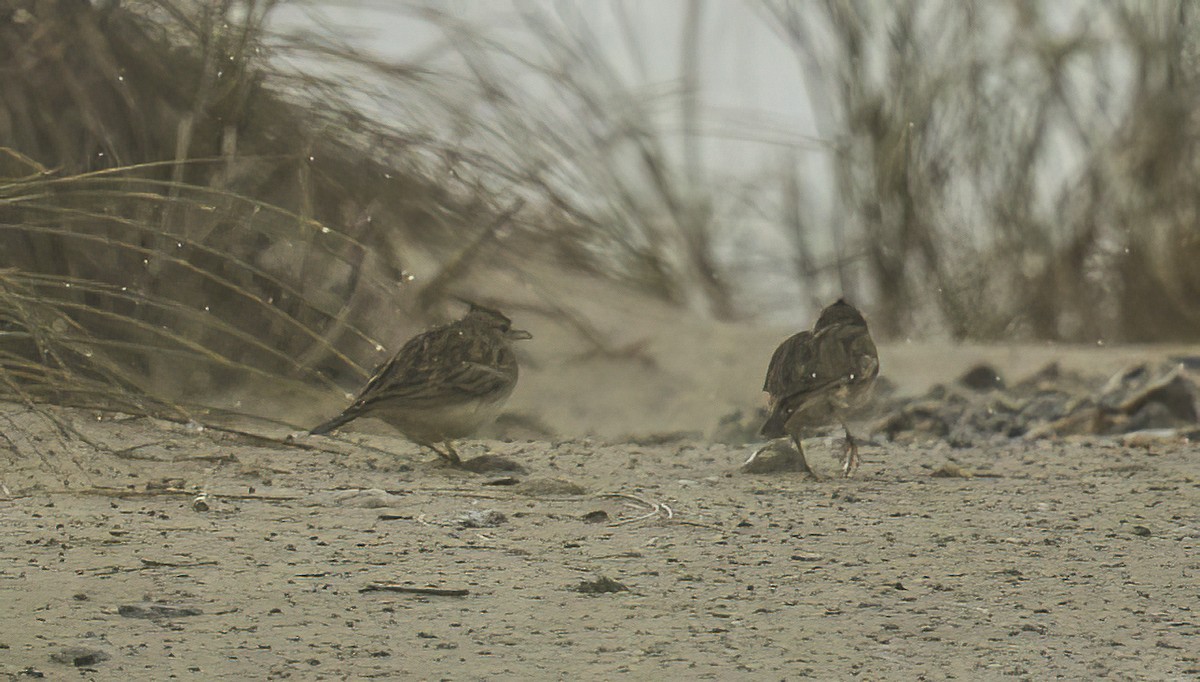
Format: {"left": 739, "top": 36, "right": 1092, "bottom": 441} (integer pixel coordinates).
{"left": 765, "top": 0, "right": 1200, "bottom": 340}
{"left": 1, "top": 0, "right": 1198, "bottom": 427}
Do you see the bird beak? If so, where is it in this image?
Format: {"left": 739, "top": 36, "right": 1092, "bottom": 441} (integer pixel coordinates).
{"left": 507, "top": 327, "right": 532, "bottom": 341}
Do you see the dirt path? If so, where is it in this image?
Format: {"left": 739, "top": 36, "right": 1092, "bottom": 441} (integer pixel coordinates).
{"left": 2, "top": 405, "right": 1197, "bottom": 680}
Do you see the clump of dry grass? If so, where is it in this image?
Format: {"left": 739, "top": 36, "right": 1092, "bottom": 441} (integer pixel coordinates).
{"left": 0, "top": 0, "right": 765, "bottom": 427}
{"left": 0, "top": 0, "right": 492, "bottom": 425}
{"left": 3, "top": 0, "right": 1199, "bottom": 436}
{"left": 764, "top": 0, "right": 1200, "bottom": 341}
{"left": 0, "top": 156, "right": 373, "bottom": 419}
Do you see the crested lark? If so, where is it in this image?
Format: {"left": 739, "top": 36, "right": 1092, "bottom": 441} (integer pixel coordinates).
{"left": 756, "top": 298, "right": 879, "bottom": 478}
{"left": 310, "top": 302, "right": 531, "bottom": 465}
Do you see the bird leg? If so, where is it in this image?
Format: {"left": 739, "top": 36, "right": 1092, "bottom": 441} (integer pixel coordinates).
{"left": 840, "top": 423, "right": 859, "bottom": 478}
{"left": 790, "top": 435, "right": 820, "bottom": 480}
{"left": 418, "top": 440, "right": 462, "bottom": 466}
{"left": 439, "top": 441, "right": 463, "bottom": 466}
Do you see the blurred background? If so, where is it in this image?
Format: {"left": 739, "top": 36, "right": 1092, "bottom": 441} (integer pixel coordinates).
{"left": 1, "top": 0, "right": 1197, "bottom": 437}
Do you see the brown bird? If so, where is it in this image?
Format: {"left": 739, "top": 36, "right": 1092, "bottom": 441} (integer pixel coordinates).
{"left": 756, "top": 298, "right": 879, "bottom": 478}
{"left": 310, "top": 302, "right": 531, "bottom": 466}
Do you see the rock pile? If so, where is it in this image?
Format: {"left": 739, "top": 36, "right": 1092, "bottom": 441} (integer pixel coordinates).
{"left": 873, "top": 359, "right": 1199, "bottom": 446}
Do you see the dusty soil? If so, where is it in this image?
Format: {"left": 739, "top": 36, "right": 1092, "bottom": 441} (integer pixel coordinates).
{"left": 2, "top": 274, "right": 1198, "bottom": 680}
{"left": 2, "top": 368, "right": 1199, "bottom": 680}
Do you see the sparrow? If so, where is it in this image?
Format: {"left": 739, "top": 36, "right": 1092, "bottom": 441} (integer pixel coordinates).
{"left": 310, "top": 302, "right": 531, "bottom": 466}
{"left": 755, "top": 298, "right": 879, "bottom": 478}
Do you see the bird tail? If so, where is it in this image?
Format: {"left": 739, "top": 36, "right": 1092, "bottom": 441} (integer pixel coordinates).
{"left": 310, "top": 408, "right": 359, "bottom": 436}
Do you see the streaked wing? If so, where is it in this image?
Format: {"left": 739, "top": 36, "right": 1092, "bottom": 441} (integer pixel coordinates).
{"left": 764, "top": 322, "right": 877, "bottom": 413}
{"left": 349, "top": 324, "right": 514, "bottom": 413}
{"left": 363, "top": 360, "right": 513, "bottom": 409}
{"left": 761, "top": 302, "right": 878, "bottom": 439}
{"left": 763, "top": 331, "right": 815, "bottom": 395}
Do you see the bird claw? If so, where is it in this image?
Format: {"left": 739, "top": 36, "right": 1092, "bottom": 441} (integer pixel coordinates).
{"left": 421, "top": 441, "right": 462, "bottom": 467}
{"left": 441, "top": 448, "right": 463, "bottom": 467}
{"left": 840, "top": 439, "right": 859, "bottom": 478}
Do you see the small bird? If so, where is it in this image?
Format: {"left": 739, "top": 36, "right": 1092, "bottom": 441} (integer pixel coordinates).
{"left": 310, "top": 302, "right": 531, "bottom": 466}
{"left": 756, "top": 299, "right": 879, "bottom": 478}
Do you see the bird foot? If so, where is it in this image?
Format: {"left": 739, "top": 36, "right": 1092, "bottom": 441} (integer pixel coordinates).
{"left": 840, "top": 439, "right": 859, "bottom": 478}
{"left": 424, "top": 442, "right": 462, "bottom": 467}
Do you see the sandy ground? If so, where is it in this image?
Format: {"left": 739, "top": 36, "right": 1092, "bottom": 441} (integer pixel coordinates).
{"left": 2, "top": 274, "right": 1199, "bottom": 680}
{"left": 2, "top": 377, "right": 1199, "bottom": 680}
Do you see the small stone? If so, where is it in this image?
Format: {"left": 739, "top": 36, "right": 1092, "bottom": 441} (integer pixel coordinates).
{"left": 572, "top": 576, "right": 629, "bottom": 594}
{"left": 959, "top": 364, "right": 1005, "bottom": 392}
{"left": 332, "top": 489, "right": 404, "bottom": 509}
{"left": 930, "top": 463, "right": 972, "bottom": 478}
{"left": 455, "top": 510, "right": 507, "bottom": 528}
{"left": 117, "top": 604, "right": 203, "bottom": 620}
{"left": 581, "top": 510, "right": 610, "bottom": 524}
{"left": 1118, "top": 367, "right": 1198, "bottom": 424}
{"left": 49, "top": 647, "right": 109, "bottom": 667}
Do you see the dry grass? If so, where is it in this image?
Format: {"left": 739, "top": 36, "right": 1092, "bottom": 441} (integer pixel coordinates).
{"left": 0, "top": 0, "right": 466, "bottom": 425}
{"left": 1, "top": 0, "right": 1198, "bottom": 431}
{"left": 764, "top": 0, "right": 1200, "bottom": 341}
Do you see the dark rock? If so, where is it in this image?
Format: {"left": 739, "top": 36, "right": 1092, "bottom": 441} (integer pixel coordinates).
{"left": 581, "top": 510, "right": 610, "bottom": 524}
{"left": 1118, "top": 368, "right": 1197, "bottom": 424}
{"left": 572, "top": 576, "right": 629, "bottom": 594}
{"left": 49, "top": 647, "right": 109, "bottom": 667}
{"left": 959, "top": 364, "right": 1005, "bottom": 392}
{"left": 1125, "top": 401, "right": 1183, "bottom": 432}
{"left": 872, "top": 358, "right": 1193, "bottom": 443}
{"left": 926, "top": 383, "right": 948, "bottom": 400}
{"left": 1101, "top": 363, "right": 1150, "bottom": 399}
{"left": 875, "top": 401, "right": 951, "bottom": 441}
{"left": 118, "top": 604, "right": 203, "bottom": 620}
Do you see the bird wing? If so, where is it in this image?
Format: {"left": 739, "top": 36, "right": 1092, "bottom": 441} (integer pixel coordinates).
{"left": 348, "top": 324, "right": 515, "bottom": 412}
{"left": 807, "top": 322, "right": 877, "bottom": 392}
{"left": 762, "top": 330, "right": 815, "bottom": 395}
{"left": 760, "top": 322, "right": 878, "bottom": 437}
{"left": 846, "top": 328, "right": 880, "bottom": 386}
